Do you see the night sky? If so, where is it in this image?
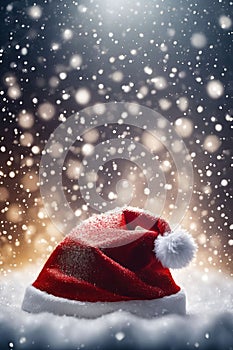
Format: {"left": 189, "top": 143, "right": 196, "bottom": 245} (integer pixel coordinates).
{"left": 0, "top": 0, "right": 232, "bottom": 276}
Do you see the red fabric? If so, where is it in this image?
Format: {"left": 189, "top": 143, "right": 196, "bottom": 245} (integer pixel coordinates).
{"left": 33, "top": 208, "right": 180, "bottom": 302}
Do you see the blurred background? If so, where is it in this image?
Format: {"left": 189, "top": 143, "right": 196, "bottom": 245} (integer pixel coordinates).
{"left": 0, "top": 0, "right": 232, "bottom": 276}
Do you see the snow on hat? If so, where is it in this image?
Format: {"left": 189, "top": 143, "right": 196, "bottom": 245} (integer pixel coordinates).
{"left": 22, "top": 207, "right": 197, "bottom": 318}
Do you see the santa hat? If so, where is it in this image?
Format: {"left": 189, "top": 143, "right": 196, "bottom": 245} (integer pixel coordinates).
{"left": 22, "top": 207, "right": 197, "bottom": 318}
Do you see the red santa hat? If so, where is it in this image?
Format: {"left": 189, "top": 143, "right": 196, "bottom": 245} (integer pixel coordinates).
{"left": 22, "top": 207, "right": 197, "bottom": 318}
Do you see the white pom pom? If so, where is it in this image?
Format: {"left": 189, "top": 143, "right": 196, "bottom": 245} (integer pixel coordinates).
{"left": 154, "top": 229, "right": 197, "bottom": 269}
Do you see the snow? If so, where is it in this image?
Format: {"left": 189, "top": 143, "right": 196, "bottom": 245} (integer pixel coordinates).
{"left": 0, "top": 266, "right": 232, "bottom": 350}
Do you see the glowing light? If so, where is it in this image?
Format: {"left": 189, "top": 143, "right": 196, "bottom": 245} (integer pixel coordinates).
{"left": 167, "top": 28, "right": 176, "bottom": 37}
{"left": 206, "top": 80, "right": 224, "bottom": 99}
{"left": 51, "top": 43, "right": 60, "bottom": 51}
{"left": 108, "top": 192, "right": 117, "bottom": 200}
{"left": 38, "top": 102, "right": 56, "bottom": 120}
{"left": 160, "top": 43, "right": 168, "bottom": 52}
{"left": 83, "top": 129, "right": 99, "bottom": 143}
{"left": 49, "top": 77, "right": 59, "bottom": 88}
{"left": 141, "top": 131, "right": 164, "bottom": 152}
{"left": 31, "top": 145, "right": 40, "bottom": 155}
{"left": 144, "top": 188, "right": 150, "bottom": 195}
{"left": 62, "top": 29, "right": 73, "bottom": 41}
{"left": 219, "top": 15, "right": 232, "bottom": 29}
{"left": 172, "top": 140, "right": 184, "bottom": 153}
{"left": 59, "top": 72, "right": 67, "bottom": 80}
{"left": 190, "top": 32, "right": 207, "bottom": 48}
{"left": 78, "top": 5, "right": 87, "bottom": 13}
{"left": 74, "top": 209, "right": 82, "bottom": 217}
{"left": 0, "top": 187, "right": 9, "bottom": 201}
{"left": 49, "top": 142, "right": 64, "bottom": 158}
{"left": 20, "top": 133, "right": 34, "bottom": 147}
{"left": 75, "top": 88, "right": 91, "bottom": 105}
{"left": 158, "top": 98, "right": 172, "bottom": 111}
{"left": 82, "top": 143, "right": 95, "bottom": 156}
{"left": 6, "top": 204, "right": 22, "bottom": 223}
{"left": 21, "top": 47, "right": 28, "bottom": 55}
{"left": 160, "top": 160, "right": 172, "bottom": 172}
{"left": 111, "top": 71, "right": 124, "bottom": 82}
{"left": 115, "top": 332, "right": 125, "bottom": 341}
{"left": 197, "top": 105, "right": 204, "bottom": 113}
{"left": 176, "top": 97, "right": 189, "bottom": 112}
{"left": 27, "top": 5, "right": 42, "bottom": 19}
{"left": 70, "top": 54, "right": 82, "bottom": 69}
{"left": 151, "top": 76, "right": 167, "bottom": 90}
{"left": 21, "top": 172, "right": 39, "bottom": 192}
{"left": 62, "top": 93, "right": 70, "bottom": 100}
{"left": 137, "top": 86, "right": 149, "bottom": 99}
{"left": 221, "top": 179, "right": 228, "bottom": 187}
{"left": 130, "top": 49, "right": 137, "bottom": 55}
{"left": 66, "top": 160, "right": 83, "bottom": 180}
{"left": 203, "top": 135, "right": 221, "bottom": 153}
{"left": 9, "top": 171, "right": 16, "bottom": 178}
{"left": 175, "top": 118, "right": 193, "bottom": 138}
{"left": 119, "top": 54, "right": 126, "bottom": 61}
{"left": 215, "top": 124, "right": 222, "bottom": 132}
{"left": 37, "top": 210, "right": 46, "bottom": 219}
{"left": 8, "top": 85, "right": 21, "bottom": 99}
{"left": 144, "top": 66, "right": 153, "bottom": 75}
{"left": 4, "top": 75, "right": 16, "bottom": 86}
{"left": 18, "top": 111, "right": 34, "bottom": 129}
{"left": 198, "top": 233, "right": 207, "bottom": 245}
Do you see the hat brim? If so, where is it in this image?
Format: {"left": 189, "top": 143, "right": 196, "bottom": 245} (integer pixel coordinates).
{"left": 22, "top": 285, "right": 186, "bottom": 318}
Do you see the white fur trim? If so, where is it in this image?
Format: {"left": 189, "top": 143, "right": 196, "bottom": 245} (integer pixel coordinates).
{"left": 154, "top": 229, "right": 197, "bottom": 269}
{"left": 22, "top": 285, "right": 186, "bottom": 318}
